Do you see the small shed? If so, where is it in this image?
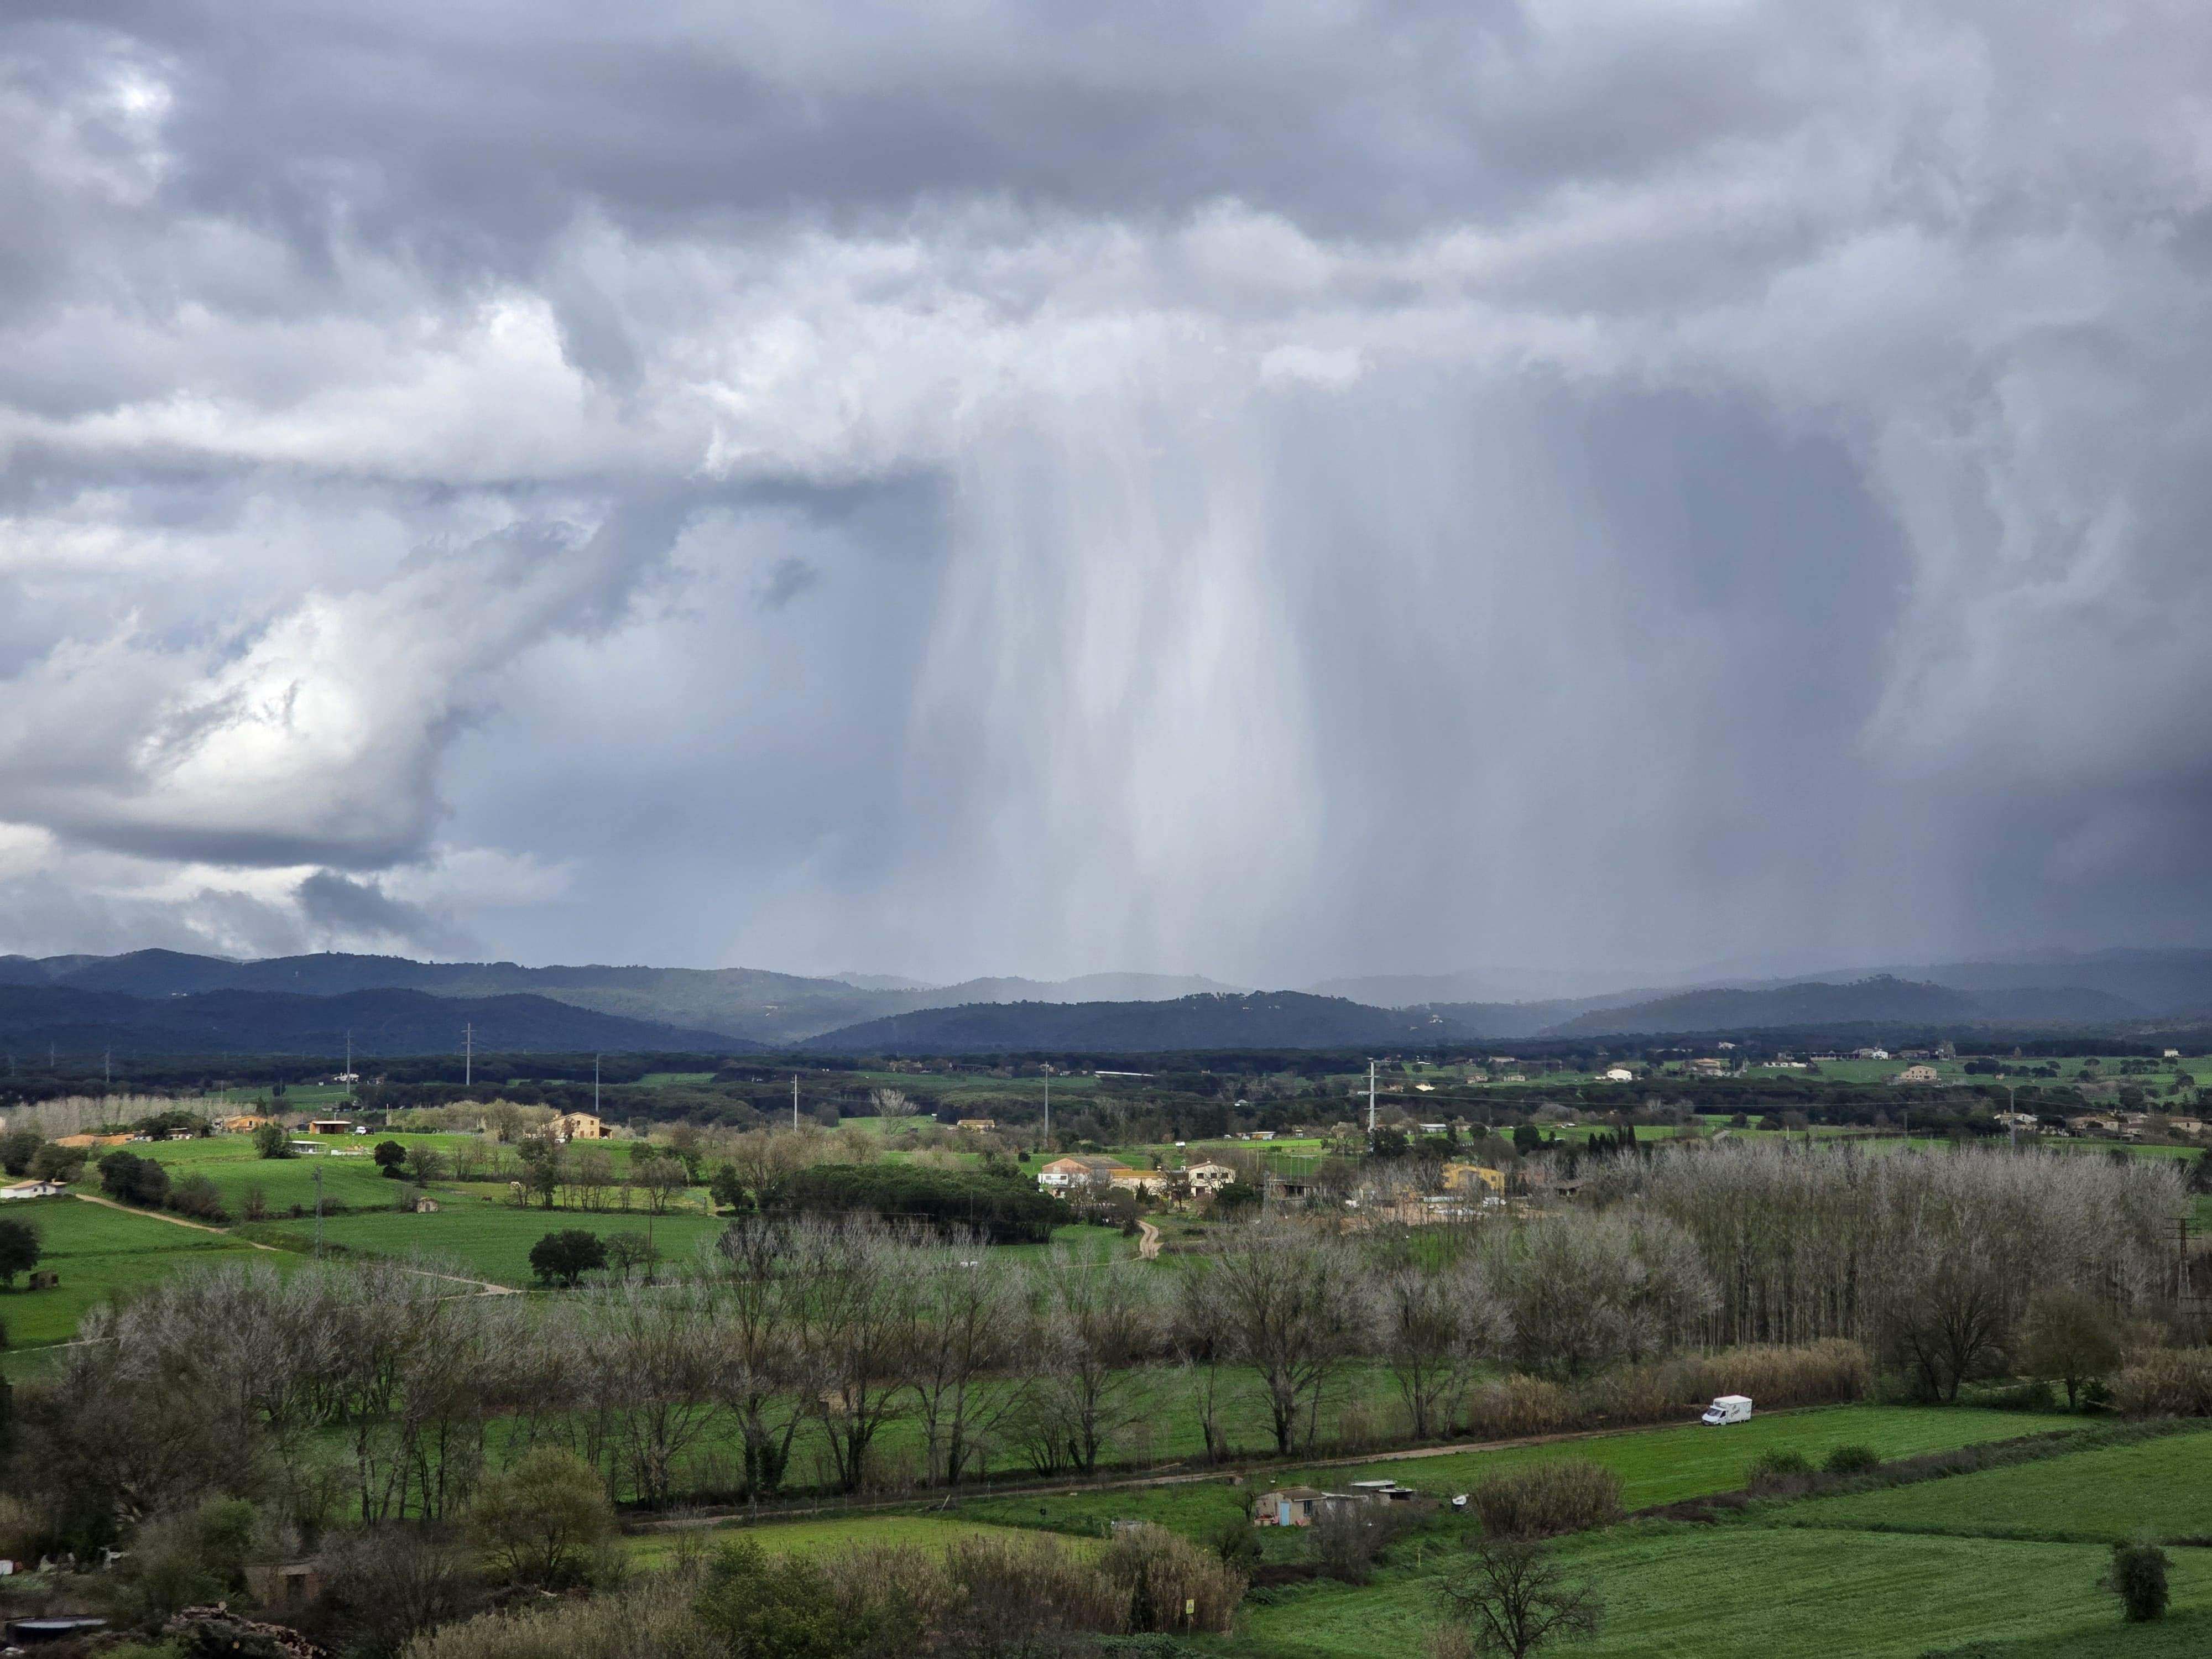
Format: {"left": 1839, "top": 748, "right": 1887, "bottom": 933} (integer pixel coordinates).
{"left": 1253, "top": 1486, "right": 1326, "bottom": 1527}
{"left": 27, "top": 1270, "right": 59, "bottom": 1291}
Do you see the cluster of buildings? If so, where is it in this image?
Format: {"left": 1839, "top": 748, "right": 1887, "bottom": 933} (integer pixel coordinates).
{"left": 1035, "top": 1155, "right": 1238, "bottom": 1199}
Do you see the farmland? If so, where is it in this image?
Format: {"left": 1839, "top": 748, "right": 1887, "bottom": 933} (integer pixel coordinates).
{"left": 647, "top": 1405, "right": 2209, "bottom": 1658}
{"left": 1211, "top": 1416, "right": 2212, "bottom": 1659}
{"left": 0, "top": 1192, "right": 271, "bottom": 1350}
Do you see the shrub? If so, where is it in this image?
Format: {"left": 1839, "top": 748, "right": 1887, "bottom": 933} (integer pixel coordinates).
{"left": 1469, "top": 1459, "right": 1624, "bottom": 1539}
{"left": 1464, "top": 1375, "right": 1571, "bottom": 1441}
{"left": 1101, "top": 1522, "right": 1245, "bottom": 1632}
{"left": 695, "top": 1538, "right": 848, "bottom": 1659}
{"left": 253, "top": 1122, "right": 294, "bottom": 1159}
{"left": 770, "top": 1164, "right": 1061, "bottom": 1244}
{"left": 1574, "top": 1365, "right": 1676, "bottom": 1425}
{"left": 1308, "top": 1501, "right": 1422, "bottom": 1584}
{"left": 1676, "top": 1339, "right": 1871, "bottom": 1410}
{"left": 401, "top": 1574, "right": 718, "bottom": 1659}
{"left": 1745, "top": 1449, "right": 1814, "bottom": 1493}
{"left": 942, "top": 1532, "right": 1130, "bottom": 1647}
{"left": 1822, "top": 1444, "right": 1881, "bottom": 1477}
{"left": 467, "top": 1448, "right": 613, "bottom": 1588}
{"left": 168, "top": 1174, "right": 228, "bottom": 1223}
{"left": 2110, "top": 1349, "right": 2212, "bottom": 1417}
{"left": 2106, "top": 1543, "right": 2170, "bottom": 1622}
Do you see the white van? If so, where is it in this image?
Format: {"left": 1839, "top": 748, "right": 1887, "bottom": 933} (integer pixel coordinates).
{"left": 1700, "top": 1394, "right": 1753, "bottom": 1426}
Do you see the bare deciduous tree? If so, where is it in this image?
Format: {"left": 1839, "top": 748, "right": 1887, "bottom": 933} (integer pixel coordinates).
{"left": 1434, "top": 1536, "right": 1602, "bottom": 1659}
{"left": 1206, "top": 1220, "right": 1366, "bottom": 1455}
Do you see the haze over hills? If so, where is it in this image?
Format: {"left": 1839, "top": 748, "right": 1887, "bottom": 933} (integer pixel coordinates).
{"left": 3, "top": 946, "right": 2211, "bottom": 1057}
{"left": 801, "top": 992, "right": 1460, "bottom": 1056}
{"left": 0, "top": 984, "right": 742, "bottom": 1057}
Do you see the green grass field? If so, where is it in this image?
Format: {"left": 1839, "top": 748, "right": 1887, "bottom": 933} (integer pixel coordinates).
{"left": 1215, "top": 1417, "right": 2212, "bottom": 1659}
{"left": 626, "top": 1514, "right": 1094, "bottom": 1568}
{"left": 1777, "top": 1430, "right": 2212, "bottom": 1546}
{"left": 243, "top": 1187, "right": 724, "bottom": 1285}
{"left": 954, "top": 1404, "right": 2076, "bottom": 1545}
{"left": 1229, "top": 1525, "right": 2212, "bottom": 1659}
{"left": 0, "top": 1193, "right": 272, "bottom": 1348}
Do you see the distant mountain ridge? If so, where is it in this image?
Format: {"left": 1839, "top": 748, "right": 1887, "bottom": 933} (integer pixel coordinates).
{"left": 0, "top": 983, "right": 745, "bottom": 1057}
{"left": 1546, "top": 975, "right": 2148, "bottom": 1036}
{"left": 802, "top": 991, "right": 1463, "bottom": 1055}
{"left": 0, "top": 951, "right": 1248, "bottom": 1044}
{"left": 1, "top": 945, "right": 2205, "bottom": 1057}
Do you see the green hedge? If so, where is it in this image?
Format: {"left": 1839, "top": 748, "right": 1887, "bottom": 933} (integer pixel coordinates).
{"left": 770, "top": 1164, "right": 1061, "bottom": 1243}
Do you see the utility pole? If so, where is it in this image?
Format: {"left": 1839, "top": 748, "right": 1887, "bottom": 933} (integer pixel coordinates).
{"left": 1044, "top": 1066, "right": 1051, "bottom": 1145}
{"left": 463, "top": 1023, "right": 473, "bottom": 1088}
{"left": 345, "top": 1031, "right": 353, "bottom": 1099}
{"left": 594, "top": 1053, "right": 601, "bottom": 1117}
{"left": 104, "top": 1049, "right": 111, "bottom": 1089}
{"left": 313, "top": 1162, "right": 325, "bottom": 1260}
{"left": 1368, "top": 1060, "right": 1377, "bottom": 1136}
{"left": 792, "top": 1073, "right": 800, "bottom": 1131}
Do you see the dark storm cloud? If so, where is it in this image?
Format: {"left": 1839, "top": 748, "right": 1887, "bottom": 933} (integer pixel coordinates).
{"left": 295, "top": 869, "right": 464, "bottom": 953}
{"left": 2, "top": 2, "right": 2211, "bottom": 978}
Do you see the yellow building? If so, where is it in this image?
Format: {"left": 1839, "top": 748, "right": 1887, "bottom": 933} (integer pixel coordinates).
{"left": 1441, "top": 1162, "right": 1506, "bottom": 1196}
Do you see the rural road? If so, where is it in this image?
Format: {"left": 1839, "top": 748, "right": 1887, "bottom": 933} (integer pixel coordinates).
{"left": 1136, "top": 1219, "right": 1162, "bottom": 1260}
{"left": 634, "top": 1405, "right": 1820, "bottom": 1534}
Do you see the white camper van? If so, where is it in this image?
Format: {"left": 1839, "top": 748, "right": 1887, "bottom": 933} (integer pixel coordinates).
{"left": 1700, "top": 1395, "right": 1753, "bottom": 1426}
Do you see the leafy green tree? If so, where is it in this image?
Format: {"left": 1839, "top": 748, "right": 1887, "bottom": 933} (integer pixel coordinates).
{"left": 373, "top": 1139, "right": 408, "bottom": 1178}
{"left": 2021, "top": 1285, "right": 2123, "bottom": 1409}
{"left": 529, "top": 1229, "right": 607, "bottom": 1287}
{"left": 28, "top": 1142, "right": 85, "bottom": 1183}
{"left": 98, "top": 1150, "right": 171, "bottom": 1209}
{"left": 0, "top": 1218, "right": 39, "bottom": 1287}
{"left": 1513, "top": 1124, "right": 1542, "bottom": 1155}
{"left": 2106, "top": 1543, "right": 2170, "bottom": 1623}
{"left": 253, "top": 1121, "right": 294, "bottom": 1159}
{"left": 693, "top": 1537, "right": 849, "bottom": 1659}
{"left": 0, "top": 1128, "right": 42, "bottom": 1176}
{"left": 468, "top": 1447, "right": 613, "bottom": 1588}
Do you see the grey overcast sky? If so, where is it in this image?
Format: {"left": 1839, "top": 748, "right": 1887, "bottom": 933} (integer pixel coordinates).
{"left": 3, "top": 2, "right": 2210, "bottom": 987}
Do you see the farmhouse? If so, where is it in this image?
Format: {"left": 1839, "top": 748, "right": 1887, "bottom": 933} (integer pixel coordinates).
{"left": 1182, "top": 1161, "right": 1237, "bottom": 1193}
{"left": 221, "top": 1114, "right": 270, "bottom": 1133}
{"left": 1, "top": 1180, "right": 67, "bottom": 1201}
{"left": 1441, "top": 1162, "right": 1506, "bottom": 1196}
{"left": 553, "top": 1111, "right": 607, "bottom": 1141}
{"left": 955, "top": 1117, "right": 997, "bottom": 1131}
{"left": 307, "top": 1119, "right": 363, "bottom": 1135}
{"left": 1891, "top": 1065, "right": 1942, "bottom": 1086}
{"left": 1109, "top": 1168, "right": 1170, "bottom": 1197}
{"left": 1037, "top": 1155, "right": 1128, "bottom": 1192}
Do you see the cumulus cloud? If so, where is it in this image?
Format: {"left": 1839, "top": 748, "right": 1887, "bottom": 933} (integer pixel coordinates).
{"left": 2, "top": 2, "right": 2210, "bottom": 979}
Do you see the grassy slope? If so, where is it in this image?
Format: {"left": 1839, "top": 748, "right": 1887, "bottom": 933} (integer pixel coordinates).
{"left": 958, "top": 1406, "right": 2076, "bottom": 1543}
{"left": 0, "top": 1193, "right": 269, "bottom": 1347}
{"left": 1223, "top": 1420, "right": 2212, "bottom": 1659}
{"left": 627, "top": 1515, "right": 1097, "bottom": 1568}
{"left": 1777, "top": 1431, "right": 2212, "bottom": 1545}
{"left": 1231, "top": 1526, "right": 2212, "bottom": 1659}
